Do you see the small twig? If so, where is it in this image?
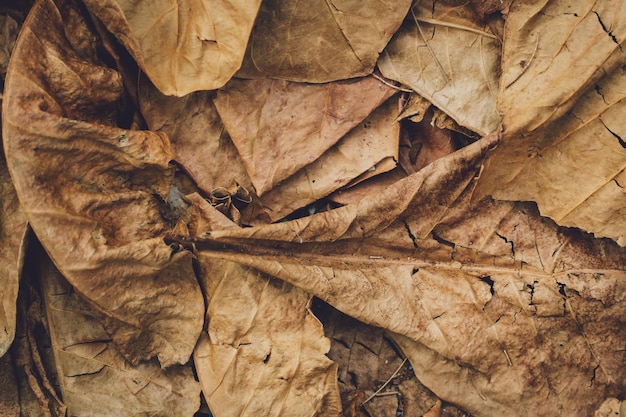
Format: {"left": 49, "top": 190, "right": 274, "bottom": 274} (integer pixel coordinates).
{"left": 412, "top": 9, "right": 450, "bottom": 84}
{"left": 372, "top": 73, "right": 413, "bottom": 93}
{"left": 361, "top": 358, "right": 408, "bottom": 406}
{"left": 505, "top": 34, "right": 539, "bottom": 88}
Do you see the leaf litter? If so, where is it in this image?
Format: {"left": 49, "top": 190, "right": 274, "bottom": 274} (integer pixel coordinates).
{"left": 0, "top": 0, "right": 625, "bottom": 416}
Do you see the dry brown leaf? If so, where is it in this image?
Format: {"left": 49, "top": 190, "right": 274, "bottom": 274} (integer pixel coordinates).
{"left": 256, "top": 96, "right": 400, "bottom": 223}
{"left": 236, "top": 0, "right": 412, "bottom": 82}
{"left": 213, "top": 77, "right": 395, "bottom": 196}
{"left": 0, "top": 353, "right": 20, "bottom": 415}
{"left": 189, "top": 195, "right": 341, "bottom": 417}
{"left": 138, "top": 78, "right": 254, "bottom": 194}
{"left": 82, "top": 0, "right": 262, "bottom": 96}
{"left": 475, "top": 55, "right": 626, "bottom": 246}
{"left": 190, "top": 134, "right": 626, "bottom": 417}
{"left": 498, "top": 0, "right": 626, "bottom": 135}
{"left": 3, "top": 0, "right": 204, "bottom": 367}
{"left": 378, "top": 0, "right": 501, "bottom": 136}
{"left": 0, "top": 10, "right": 27, "bottom": 358}
{"left": 40, "top": 247, "right": 201, "bottom": 416}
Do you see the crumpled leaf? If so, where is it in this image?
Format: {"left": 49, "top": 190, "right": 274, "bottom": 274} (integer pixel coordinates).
{"left": 475, "top": 51, "right": 626, "bottom": 246}
{"left": 3, "top": 0, "right": 204, "bottom": 367}
{"left": 214, "top": 77, "right": 395, "bottom": 197}
{"left": 236, "top": 0, "right": 412, "bottom": 82}
{"left": 0, "top": 353, "right": 20, "bottom": 415}
{"left": 0, "top": 12, "right": 27, "bottom": 358}
{"left": 189, "top": 195, "right": 341, "bottom": 417}
{"left": 191, "top": 134, "right": 626, "bottom": 417}
{"left": 497, "top": 0, "right": 626, "bottom": 135}
{"left": 256, "top": 95, "right": 400, "bottom": 222}
{"left": 378, "top": 0, "right": 502, "bottom": 136}
{"left": 82, "top": 0, "right": 262, "bottom": 96}
{"left": 40, "top": 246, "right": 201, "bottom": 416}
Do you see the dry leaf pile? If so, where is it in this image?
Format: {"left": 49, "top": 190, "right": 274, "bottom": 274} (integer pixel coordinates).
{"left": 0, "top": 0, "right": 625, "bottom": 416}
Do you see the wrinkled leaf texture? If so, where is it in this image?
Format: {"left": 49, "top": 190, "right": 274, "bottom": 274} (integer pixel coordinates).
{"left": 194, "top": 134, "right": 626, "bottom": 417}
{"left": 476, "top": 0, "right": 626, "bottom": 245}
{"left": 40, "top": 249, "right": 201, "bottom": 416}
{"left": 83, "top": 0, "right": 262, "bottom": 96}
{"left": 237, "top": 0, "right": 413, "bottom": 82}
{"left": 3, "top": 0, "right": 204, "bottom": 367}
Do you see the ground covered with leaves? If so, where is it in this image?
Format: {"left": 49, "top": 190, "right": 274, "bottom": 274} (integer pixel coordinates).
{"left": 0, "top": 0, "right": 625, "bottom": 416}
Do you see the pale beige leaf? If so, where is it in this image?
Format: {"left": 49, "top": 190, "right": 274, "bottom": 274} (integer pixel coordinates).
{"left": 189, "top": 195, "right": 341, "bottom": 417}
{"left": 191, "top": 134, "right": 626, "bottom": 417}
{"left": 378, "top": 0, "right": 501, "bottom": 136}
{"left": 256, "top": 96, "right": 400, "bottom": 222}
{"left": 83, "top": 0, "right": 262, "bottom": 96}
{"left": 475, "top": 55, "right": 626, "bottom": 245}
{"left": 236, "top": 0, "right": 412, "bottom": 82}
{"left": 213, "top": 77, "right": 395, "bottom": 196}
{"left": 498, "top": 0, "right": 626, "bottom": 135}
{"left": 40, "top": 250, "right": 201, "bottom": 416}
{"left": 3, "top": 0, "right": 204, "bottom": 367}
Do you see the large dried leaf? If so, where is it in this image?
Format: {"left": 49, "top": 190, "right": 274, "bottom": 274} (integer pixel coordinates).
{"left": 189, "top": 195, "right": 341, "bottom": 417}
{"left": 498, "top": 0, "right": 626, "bottom": 135}
{"left": 475, "top": 52, "right": 626, "bottom": 245}
{"left": 378, "top": 0, "right": 501, "bottom": 136}
{"left": 213, "top": 77, "right": 395, "bottom": 196}
{"left": 40, "top": 248, "right": 201, "bottom": 416}
{"left": 236, "top": 0, "right": 412, "bottom": 82}
{"left": 0, "top": 11, "right": 27, "bottom": 358}
{"left": 82, "top": 0, "right": 262, "bottom": 96}
{"left": 190, "top": 134, "right": 626, "bottom": 416}
{"left": 3, "top": 0, "right": 204, "bottom": 367}
{"left": 256, "top": 96, "right": 400, "bottom": 222}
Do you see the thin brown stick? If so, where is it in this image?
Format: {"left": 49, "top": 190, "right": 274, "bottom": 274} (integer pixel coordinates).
{"left": 361, "top": 357, "right": 408, "bottom": 406}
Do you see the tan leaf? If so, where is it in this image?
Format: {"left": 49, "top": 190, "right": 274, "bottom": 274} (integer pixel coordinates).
{"left": 378, "top": 0, "right": 501, "bottom": 136}
{"left": 236, "top": 0, "right": 412, "bottom": 82}
{"left": 498, "top": 0, "right": 626, "bottom": 135}
{"left": 256, "top": 95, "right": 400, "bottom": 223}
{"left": 3, "top": 0, "right": 204, "bottom": 367}
{"left": 138, "top": 77, "right": 254, "bottom": 194}
{"left": 189, "top": 195, "right": 341, "bottom": 417}
{"left": 190, "top": 134, "right": 626, "bottom": 417}
{"left": 39, "top": 247, "right": 201, "bottom": 416}
{"left": 475, "top": 54, "right": 626, "bottom": 246}
{"left": 82, "top": 0, "right": 262, "bottom": 96}
{"left": 0, "top": 11, "right": 27, "bottom": 359}
{"left": 213, "top": 77, "right": 395, "bottom": 196}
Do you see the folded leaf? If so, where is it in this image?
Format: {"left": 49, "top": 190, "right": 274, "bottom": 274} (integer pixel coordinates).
{"left": 256, "top": 95, "right": 400, "bottom": 222}
{"left": 192, "top": 134, "right": 626, "bottom": 417}
{"left": 3, "top": 0, "right": 204, "bottom": 367}
{"left": 189, "top": 196, "right": 341, "bottom": 417}
{"left": 236, "top": 0, "right": 412, "bottom": 82}
{"left": 40, "top": 249, "right": 201, "bottom": 416}
{"left": 213, "top": 77, "right": 395, "bottom": 196}
{"left": 498, "top": 0, "right": 626, "bottom": 135}
{"left": 83, "top": 0, "right": 262, "bottom": 96}
{"left": 378, "top": 0, "right": 502, "bottom": 136}
{"left": 475, "top": 51, "right": 626, "bottom": 246}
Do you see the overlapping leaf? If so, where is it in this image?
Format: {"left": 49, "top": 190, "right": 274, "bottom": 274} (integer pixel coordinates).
{"left": 378, "top": 0, "right": 502, "bottom": 136}
{"left": 476, "top": 4, "right": 626, "bottom": 245}
{"left": 83, "top": 0, "right": 262, "bottom": 96}
{"left": 3, "top": 0, "right": 204, "bottom": 367}
{"left": 189, "top": 195, "right": 341, "bottom": 417}
{"left": 192, "top": 134, "right": 626, "bottom": 417}
{"left": 213, "top": 77, "right": 395, "bottom": 196}
{"left": 40, "top": 250, "right": 201, "bottom": 416}
{"left": 236, "top": 0, "right": 412, "bottom": 82}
